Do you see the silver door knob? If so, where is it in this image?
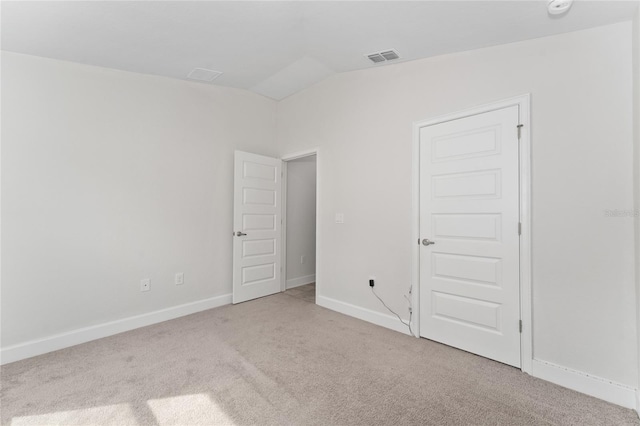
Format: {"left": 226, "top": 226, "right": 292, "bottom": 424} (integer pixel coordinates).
{"left": 235, "top": 231, "right": 247, "bottom": 237}
{"left": 422, "top": 239, "right": 435, "bottom": 246}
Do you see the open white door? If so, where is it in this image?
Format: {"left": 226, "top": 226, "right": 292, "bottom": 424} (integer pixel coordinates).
{"left": 419, "top": 105, "right": 521, "bottom": 367}
{"left": 233, "top": 151, "right": 282, "bottom": 304}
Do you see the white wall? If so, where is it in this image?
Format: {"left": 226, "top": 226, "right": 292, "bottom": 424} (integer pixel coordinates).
{"left": 285, "top": 156, "right": 316, "bottom": 288}
{"left": 1, "top": 52, "right": 277, "bottom": 349}
{"left": 277, "top": 22, "right": 637, "bottom": 389}
{"left": 633, "top": 5, "right": 640, "bottom": 412}
{"left": 2, "top": 17, "right": 638, "bottom": 407}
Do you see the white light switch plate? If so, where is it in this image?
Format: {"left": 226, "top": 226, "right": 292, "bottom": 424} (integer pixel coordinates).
{"left": 175, "top": 272, "right": 184, "bottom": 285}
{"left": 335, "top": 213, "right": 344, "bottom": 223}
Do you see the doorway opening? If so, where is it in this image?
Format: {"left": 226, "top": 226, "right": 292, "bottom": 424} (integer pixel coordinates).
{"left": 282, "top": 152, "right": 317, "bottom": 304}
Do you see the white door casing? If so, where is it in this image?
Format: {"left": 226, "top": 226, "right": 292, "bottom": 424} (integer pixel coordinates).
{"left": 233, "top": 151, "right": 282, "bottom": 304}
{"left": 419, "top": 105, "right": 521, "bottom": 367}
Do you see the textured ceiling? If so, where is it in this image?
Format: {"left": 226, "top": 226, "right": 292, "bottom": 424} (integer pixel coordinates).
{"left": 2, "top": 1, "right": 638, "bottom": 100}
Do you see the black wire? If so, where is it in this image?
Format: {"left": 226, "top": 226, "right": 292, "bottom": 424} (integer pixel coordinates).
{"left": 371, "top": 287, "right": 415, "bottom": 337}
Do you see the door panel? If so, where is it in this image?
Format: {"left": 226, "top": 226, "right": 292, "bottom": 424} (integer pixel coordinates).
{"left": 432, "top": 169, "right": 501, "bottom": 199}
{"left": 242, "top": 239, "right": 276, "bottom": 258}
{"left": 419, "top": 106, "right": 520, "bottom": 367}
{"left": 432, "top": 253, "right": 501, "bottom": 287}
{"left": 233, "top": 151, "right": 282, "bottom": 303}
{"left": 432, "top": 213, "right": 502, "bottom": 241}
{"left": 431, "top": 292, "right": 501, "bottom": 332}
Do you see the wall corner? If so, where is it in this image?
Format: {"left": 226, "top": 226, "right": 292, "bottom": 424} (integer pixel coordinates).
{"left": 633, "top": 3, "right": 640, "bottom": 404}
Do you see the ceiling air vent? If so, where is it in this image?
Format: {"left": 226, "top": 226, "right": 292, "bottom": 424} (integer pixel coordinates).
{"left": 366, "top": 49, "right": 400, "bottom": 64}
{"left": 380, "top": 50, "right": 400, "bottom": 61}
{"left": 187, "top": 68, "right": 223, "bottom": 82}
{"left": 367, "top": 53, "right": 386, "bottom": 63}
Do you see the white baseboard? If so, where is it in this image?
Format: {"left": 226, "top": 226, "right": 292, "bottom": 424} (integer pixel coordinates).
{"left": 531, "top": 359, "right": 637, "bottom": 409}
{"left": 316, "top": 295, "right": 411, "bottom": 336}
{"left": 0, "top": 294, "right": 232, "bottom": 365}
{"left": 286, "top": 274, "right": 316, "bottom": 289}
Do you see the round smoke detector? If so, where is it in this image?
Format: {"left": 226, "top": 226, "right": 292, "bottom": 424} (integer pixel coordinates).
{"left": 548, "top": 0, "right": 573, "bottom": 15}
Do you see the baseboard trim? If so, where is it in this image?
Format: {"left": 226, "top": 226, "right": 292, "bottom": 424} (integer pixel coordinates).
{"left": 286, "top": 274, "right": 316, "bottom": 289}
{"left": 531, "top": 359, "right": 637, "bottom": 409}
{"left": 316, "top": 295, "right": 411, "bottom": 336}
{"left": 0, "top": 293, "right": 232, "bottom": 365}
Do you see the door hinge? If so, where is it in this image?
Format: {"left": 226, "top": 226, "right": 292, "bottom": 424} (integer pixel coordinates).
{"left": 518, "top": 222, "right": 522, "bottom": 235}
{"left": 517, "top": 124, "right": 524, "bottom": 140}
{"left": 519, "top": 320, "right": 523, "bottom": 333}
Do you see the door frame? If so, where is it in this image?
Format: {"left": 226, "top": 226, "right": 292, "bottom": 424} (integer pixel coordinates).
{"left": 411, "top": 94, "right": 532, "bottom": 374}
{"left": 280, "top": 148, "right": 320, "bottom": 301}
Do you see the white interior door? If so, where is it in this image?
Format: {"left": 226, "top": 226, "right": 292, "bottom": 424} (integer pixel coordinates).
{"left": 419, "top": 105, "right": 521, "bottom": 367}
{"left": 233, "top": 151, "right": 282, "bottom": 304}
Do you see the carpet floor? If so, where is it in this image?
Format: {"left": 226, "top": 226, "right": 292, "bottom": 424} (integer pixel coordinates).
{"left": 1, "top": 285, "right": 638, "bottom": 426}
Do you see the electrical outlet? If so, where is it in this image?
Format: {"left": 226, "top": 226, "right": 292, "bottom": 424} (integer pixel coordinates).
{"left": 335, "top": 213, "right": 344, "bottom": 224}
{"left": 300, "top": 255, "right": 306, "bottom": 264}
{"left": 175, "top": 272, "right": 184, "bottom": 285}
{"left": 140, "top": 278, "right": 150, "bottom": 292}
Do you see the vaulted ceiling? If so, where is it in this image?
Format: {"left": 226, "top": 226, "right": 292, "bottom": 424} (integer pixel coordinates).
{"left": 2, "top": 1, "right": 638, "bottom": 100}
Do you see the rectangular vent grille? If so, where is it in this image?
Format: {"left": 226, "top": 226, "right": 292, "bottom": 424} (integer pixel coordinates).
{"left": 367, "top": 53, "right": 386, "bottom": 63}
{"left": 366, "top": 49, "right": 400, "bottom": 64}
{"left": 187, "top": 68, "right": 223, "bottom": 82}
{"left": 380, "top": 50, "right": 399, "bottom": 61}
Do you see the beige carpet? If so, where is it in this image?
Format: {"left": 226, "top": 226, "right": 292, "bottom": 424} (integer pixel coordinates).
{"left": 1, "top": 285, "right": 638, "bottom": 426}
{"left": 284, "top": 283, "right": 316, "bottom": 304}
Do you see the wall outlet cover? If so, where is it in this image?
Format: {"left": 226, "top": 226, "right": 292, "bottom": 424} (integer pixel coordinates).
{"left": 140, "top": 278, "right": 150, "bottom": 292}
{"left": 175, "top": 272, "right": 184, "bottom": 285}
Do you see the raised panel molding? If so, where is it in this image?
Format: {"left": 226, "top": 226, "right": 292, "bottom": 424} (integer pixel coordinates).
{"left": 432, "top": 252, "right": 501, "bottom": 287}
{"left": 243, "top": 161, "right": 276, "bottom": 181}
{"left": 431, "top": 291, "right": 501, "bottom": 332}
{"left": 431, "top": 125, "right": 501, "bottom": 162}
{"left": 242, "top": 239, "right": 276, "bottom": 258}
{"left": 243, "top": 187, "right": 276, "bottom": 206}
{"left": 243, "top": 214, "right": 276, "bottom": 231}
{"left": 432, "top": 213, "right": 502, "bottom": 241}
{"left": 242, "top": 263, "right": 276, "bottom": 285}
{"left": 432, "top": 169, "right": 501, "bottom": 200}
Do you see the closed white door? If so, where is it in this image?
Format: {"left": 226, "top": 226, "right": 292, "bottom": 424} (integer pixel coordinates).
{"left": 419, "top": 106, "right": 521, "bottom": 367}
{"left": 233, "top": 151, "right": 282, "bottom": 304}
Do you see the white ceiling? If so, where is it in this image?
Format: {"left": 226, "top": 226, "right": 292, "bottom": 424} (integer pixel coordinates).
{"left": 2, "top": 1, "right": 638, "bottom": 100}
